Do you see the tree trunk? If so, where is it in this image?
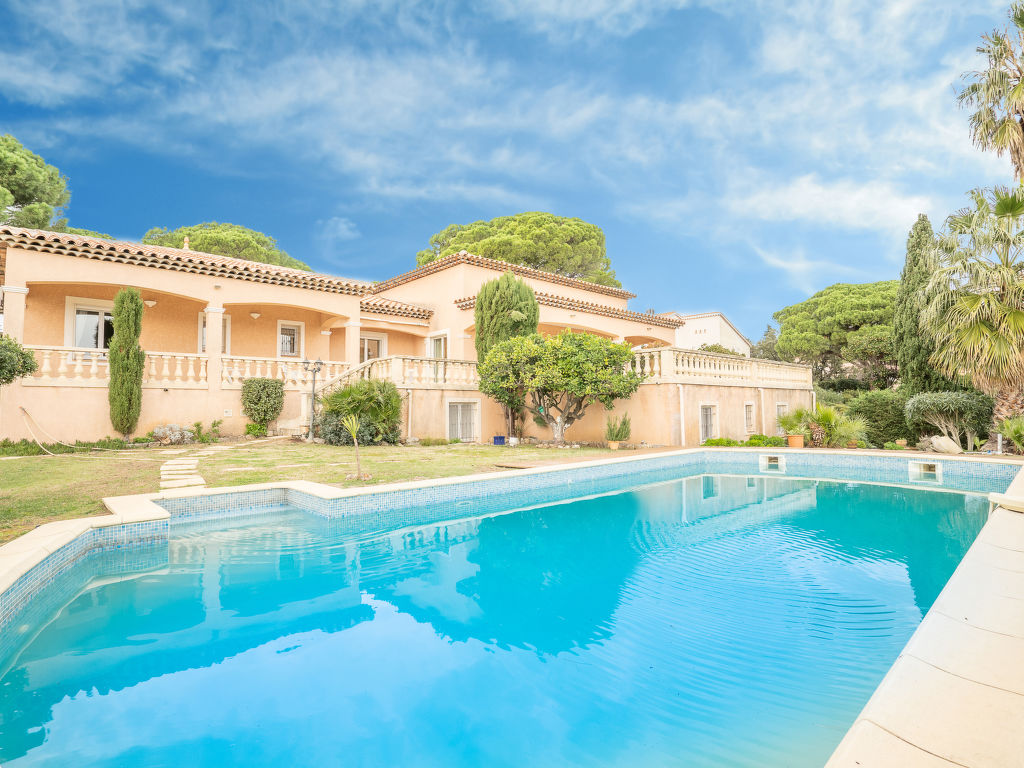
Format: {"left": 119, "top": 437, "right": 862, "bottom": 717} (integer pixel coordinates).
{"left": 550, "top": 417, "right": 566, "bottom": 444}
{"left": 989, "top": 387, "right": 1024, "bottom": 451}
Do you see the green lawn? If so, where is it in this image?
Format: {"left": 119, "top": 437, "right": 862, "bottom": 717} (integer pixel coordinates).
{"left": 0, "top": 440, "right": 616, "bottom": 544}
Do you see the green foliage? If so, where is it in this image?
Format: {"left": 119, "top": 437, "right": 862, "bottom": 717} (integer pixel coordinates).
{"left": 605, "top": 414, "right": 631, "bottom": 441}
{"left": 777, "top": 405, "right": 866, "bottom": 447}
{"left": 905, "top": 391, "right": 995, "bottom": 450}
{"left": 750, "top": 325, "right": 780, "bottom": 360}
{"left": 894, "top": 215, "right": 956, "bottom": 393}
{"left": 774, "top": 281, "right": 899, "bottom": 385}
{"left": 320, "top": 379, "right": 402, "bottom": 445}
{"left": 142, "top": 222, "right": 311, "bottom": 271}
{"left": 0, "top": 335, "right": 38, "bottom": 386}
{"left": 744, "top": 434, "right": 786, "bottom": 447}
{"left": 0, "top": 437, "right": 132, "bottom": 456}
{"left": 244, "top": 422, "right": 268, "bottom": 437}
{"left": 478, "top": 330, "right": 643, "bottom": 443}
{"left": 417, "top": 437, "right": 461, "bottom": 446}
{"left": 958, "top": 4, "right": 1024, "bottom": 181}
{"left": 818, "top": 377, "right": 869, "bottom": 392}
{"left": 0, "top": 134, "right": 69, "bottom": 229}
{"left": 702, "top": 437, "right": 741, "bottom": 446}
{"left": 192, "top": 419, "right": 222, "bottom": 444}
{"left": 64, "top": 226, "right": 114, "bottom": 238}
{"left": 342, "top": 414, "right": 361, "bottom": 443}
{"left": 883, "top": 442, "right": 907, "bottom": 450}
{"left": 474, "top": 271, "right": 540, "bottom": 362}
{"left": 998, "top": 415, "right": 1024, "bottom": 452}
{"left": 107, "top": 288, "right": 145, "bottom": 437}
{"left": 777, "top": 409, "right": 809, "bottom": 437}
{"left": 241, "top": 378, "right": 285, "bottom": 427}
{"left": 846, "top": 390, "right": 916, "bottom": 447}
{"left": 697, "top": 342, "right": 741, "bottom": 356}
{"left": 921, "top": 187, "right": 1024, "bottom": 423}
{"left": 416, "top": 211, "right": 619, "bottom": 286}
{"left": 813, "top": 386, "right": 845, "bottom": 406}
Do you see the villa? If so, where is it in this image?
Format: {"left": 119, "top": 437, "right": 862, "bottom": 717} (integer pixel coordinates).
{"left": 0, "top": 226, "right": 812, "bottom": 443}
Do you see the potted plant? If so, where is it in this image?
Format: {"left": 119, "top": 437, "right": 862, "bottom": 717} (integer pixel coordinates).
{"left": 777, "top": 410, "right": 807, "bottom": 449}
{"left": 606, "top": 414, "right": 631, "bottom": 450}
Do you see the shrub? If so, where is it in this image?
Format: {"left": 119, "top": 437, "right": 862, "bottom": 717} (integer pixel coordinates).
{"left": 0, "top": 335, "right": 38, "bottom": 386}
{"left": 244, "top": 422, "right": 267, "bottom": 437}
{"left": 193, "top": 419, "right": 222, "bottom": 444}
{"left": 998, "top": 415, "right": 1024, "bottom": 453}
{"left": 847, "top": 390, "right": 915, "bottom": 447}
{"left": 883, "top": 441, "right": 906, "bottom": 450}
{"left": 151, "top": 424, "right": 196, "bottom": 444}
{"left": 418, "top": 437, "right": 459, "bottom": 446}
{"left": 108, "top": 288, "right": 146, "bottom": 437}
{"left": 744, "top": 434, "right": 786, "bottom": 447}
{"left": 605, "top": 414, "right": 631, "bottom": 441}
{"left": 779, "top": 405, "right": 866, "bottom": 447}
{"left": 320, "top": 379, "right": 402, "bottom": 445}
{"left": 319, "top": 411, "right": 379, "bottom": 446}
{"left": 817, "top": 377, "right": 869, "bottom": 392}
{"left": 813, "top": 385, "right": 845, "bottom": 407}
{"left": 241, "top": 378, "right": 285, "bottom": 427}
{"left": 905, "top": 391, "right": 994, "bottom": 450}
{"left": 703, "top": 437, "right": 741, "bottom": 446}
{"left": 697, "top": 342, "right": 741, "bottom": 356}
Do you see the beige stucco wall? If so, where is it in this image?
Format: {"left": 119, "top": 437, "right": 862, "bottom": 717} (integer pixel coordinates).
{"left": 674, "top": 315, "right": 752, "bottom": 356}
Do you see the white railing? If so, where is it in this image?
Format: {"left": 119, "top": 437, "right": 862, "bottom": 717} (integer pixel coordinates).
{"left": 24, "top": 346, "right": 209, "bottom": 389}
{"left": 220, "top": 356, "right": 349, "bottom": 390}
{"left": 631, "top": 347, "right": 812, "bottom": 388}
{"left": 320, "top": 356, "right": 479, "bottom": 396}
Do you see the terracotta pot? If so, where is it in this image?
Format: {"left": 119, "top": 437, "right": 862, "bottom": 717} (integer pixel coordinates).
{"left": 608, "top": 441, "right": 620, "bottom": 450}
{"left": 786, "top": 434, "right": 805, "bottom": 448}
{"left": 847, "top": 440, "right": 858, "bottom": 449}
{"left": 895, "top": 439, "right": 908, "bottom": 447}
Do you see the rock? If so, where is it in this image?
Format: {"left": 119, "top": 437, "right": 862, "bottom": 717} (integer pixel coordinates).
{"left": 930, "top": 435, "right": 963, "bottom": 454}
{"left": 313, "top": 438, "right": 326, "bottom": 444}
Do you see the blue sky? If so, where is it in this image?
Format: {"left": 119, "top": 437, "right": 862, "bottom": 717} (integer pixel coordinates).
{"left": 1, "top": 0, "right": 1015, "bottom": 337}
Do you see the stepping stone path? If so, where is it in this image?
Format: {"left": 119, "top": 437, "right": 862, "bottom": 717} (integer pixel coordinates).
{"left": 159, "top": 457, "right": 204, "bottom": 490}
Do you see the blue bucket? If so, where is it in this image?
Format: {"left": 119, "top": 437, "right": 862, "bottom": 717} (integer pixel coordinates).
{"left": 493, "top": 435, "right": 506, "bottom": 446}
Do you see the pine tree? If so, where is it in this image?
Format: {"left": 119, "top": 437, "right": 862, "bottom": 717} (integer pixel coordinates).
{"left": 894, "top": 214, "right": 956, "bottom": 393}
{"left": 474, "top": 271, "right": 540, "bottom": 362}
{"left": 108, "top": 288, "right": 146, "bottom": 437}
{"left": 751, "top": 325, "right": 779, "bottom": 360}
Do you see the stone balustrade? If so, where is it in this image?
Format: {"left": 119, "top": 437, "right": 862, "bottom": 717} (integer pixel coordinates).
{"left": 220, "top": 356, "right": 349, "bottom": 390}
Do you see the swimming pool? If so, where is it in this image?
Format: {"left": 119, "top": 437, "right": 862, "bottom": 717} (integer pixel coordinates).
{"left": 0, "top": 452, "right": 1016, "bottom": 767}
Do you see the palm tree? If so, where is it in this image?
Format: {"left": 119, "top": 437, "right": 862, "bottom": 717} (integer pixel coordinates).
{"left": 921, "top": 187, "right": 1024, "bottom": 423}
{"left": 959, "top": 2, "right": 1024, "bottom": 181}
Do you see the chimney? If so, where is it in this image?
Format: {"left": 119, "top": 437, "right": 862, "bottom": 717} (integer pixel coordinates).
{"left": 182, "top": 236, "right": 191, "bottom": 251}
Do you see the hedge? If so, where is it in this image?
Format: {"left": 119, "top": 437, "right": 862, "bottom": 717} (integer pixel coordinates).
{"left": 846, "top": 390, "right": 915, "bottom": 447}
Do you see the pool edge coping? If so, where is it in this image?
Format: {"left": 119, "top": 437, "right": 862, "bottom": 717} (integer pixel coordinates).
{"left": 3, "top": 446, "right": 1024, "bottom": 765}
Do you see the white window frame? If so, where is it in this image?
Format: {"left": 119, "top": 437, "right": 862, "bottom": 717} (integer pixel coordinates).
{"left": 744, "top": 401, "right": 756, "bottom": 433}
{"left": 64, "top": 296, "right": 115, "bottom": 350}
{"left": 359, "top": 331, "right": 388, "bottom": 362}
{"left": 197, "top": 312, "right": 232, "bottom": 355}
{"left": 699, "top": 401, "right": 718, "bottom": 442}
{"left": 426, "top": 330, "right": 450, "bottom": 359}
{"left": 277, "top": 319, "right": 305, "bottom": 358}
{"left": 445, "top": 397, "right": 480, "bottom": 443}
{"left": 776, "top": 402, "right": 789, "bottom": 436}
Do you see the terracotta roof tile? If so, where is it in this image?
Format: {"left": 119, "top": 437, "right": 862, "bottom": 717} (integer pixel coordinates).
{"left": 454, "top": 291, "right": 682, "bottom": 329}
{"left": 372, "top": 251, "right": 636, "bottom": 299}
{"left": 0, "top": 226, "right": 372, "bottom": 296}
{"left": 359, "top": 294, "right": 433, "bottom": 320}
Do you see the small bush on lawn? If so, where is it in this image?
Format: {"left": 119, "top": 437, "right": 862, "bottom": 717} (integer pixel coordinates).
{"left": 847, "top": 390, "right": 915, "bottom": 447}
{"left": 905, "top": 391, "right": 994, "bottom": 450}
{"left": 744, "top": 434, "right": 786, "bottom": 447}
{"left": 320, "top": 380, "right": 402, "bottom": 445}
{"left": 244, "top": 423, "right": 267, "bottom": 437}
{"left": 241, "top": 378, "right": 285, "bottom": 430}
{"left": 152, "top": 424, "right": 196, "bottom": 445}
{"left": 703, "top": 437, "right": 741, "bottom": 446}
{"left": 319, "top": 412, "right": 378, "bottom": 446}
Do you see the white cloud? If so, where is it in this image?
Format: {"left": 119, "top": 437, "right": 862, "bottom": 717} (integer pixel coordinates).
{"left": 754, "top": 246, "right": 862, "bottom": 293}
{"left": 320, "top": 216, "right": 360, "bottom": 242}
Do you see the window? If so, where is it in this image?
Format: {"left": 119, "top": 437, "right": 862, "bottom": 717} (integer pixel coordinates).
{"left": 278, "top": 322, "right": 303, "bottom": 357}
{"left": 448, "top": 401, "right": 477, "bottom": 442}
{"left": 700, "top": 404, "right": 716, "bottom": 442}
{"left": 776, "top": 403, "right": 788, "bottom": 435}
{"left": 199, "top": 314, "right": 231, "bottom": 354}
{"left": 360, "top": 333, "right": 387, "bottom": 363}
{"left": 74, "top": 307, "right": 114, "bottom": 350}
{"left": 429, "top": 334, "right": 447, "bottom": 359}
{"left": 702, "top": 475, "right": 718, "bottom": 499}
{"left": 744, "top": 403, "right": 755, "bottom": 433}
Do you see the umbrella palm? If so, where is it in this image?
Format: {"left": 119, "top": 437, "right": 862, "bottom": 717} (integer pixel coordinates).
{"left": 922, "top": 187, "right": 1024, "bottom": 422}
{"left": 959, "top": 2, "right": 1024, "bottom": 181}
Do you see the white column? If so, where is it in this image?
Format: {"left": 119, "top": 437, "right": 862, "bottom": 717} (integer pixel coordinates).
{"left": 344, "top": 321, "right": 361, "bottom": 366}
{"left": 1, "top": 286, "right": 29, "bottom": 342}
{"left": 204, "top": 306, "right": 225, "bottom": 388}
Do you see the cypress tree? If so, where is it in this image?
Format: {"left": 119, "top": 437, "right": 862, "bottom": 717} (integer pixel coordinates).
{"left": 474, "top": 271, "right": 540, "bottom": 362}
{"left": 894, "top": 215, "right": 957, "bottom": 393}
{"left": 108, "top": 287, "right": 146, "bottom": 437}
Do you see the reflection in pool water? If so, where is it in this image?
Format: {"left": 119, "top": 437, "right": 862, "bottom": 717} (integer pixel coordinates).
{"left": 0, "top": 476, "right": 988, "bottom": 767}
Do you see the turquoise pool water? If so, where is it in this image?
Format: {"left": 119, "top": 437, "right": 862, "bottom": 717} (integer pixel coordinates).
{"left": 0, "top": 474, "right": 990, "bottom": 767}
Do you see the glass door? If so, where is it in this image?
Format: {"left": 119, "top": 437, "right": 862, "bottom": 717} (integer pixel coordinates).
{"left": 700, "top": 405, "right": 715, "bottom": 443}
{"left": 448, "top": 402, "right": 475, "bottom": 442}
